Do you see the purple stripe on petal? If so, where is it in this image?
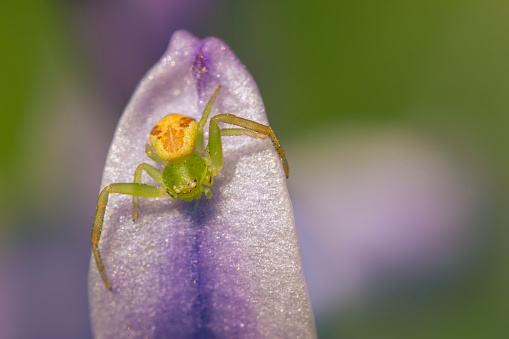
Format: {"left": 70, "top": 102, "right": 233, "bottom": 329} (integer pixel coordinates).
{"left": 89, "top": 30, "right": 316, "bottom": 338}
{"left": 192, "top": 49, "right": 210, "bottom": 102}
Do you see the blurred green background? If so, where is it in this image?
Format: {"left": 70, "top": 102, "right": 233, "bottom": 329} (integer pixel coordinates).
{"left": 1, "top": 0, "right": 508, "bottom": 338}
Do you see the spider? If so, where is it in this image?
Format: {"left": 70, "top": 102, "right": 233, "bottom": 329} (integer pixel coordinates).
{"left": 92, "top": 85, "right": 289, "bottom": 290}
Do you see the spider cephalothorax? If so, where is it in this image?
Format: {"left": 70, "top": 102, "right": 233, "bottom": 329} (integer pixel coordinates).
{"left": 162, "top": 153, "right": 210, "bottom": 201}
{"left": 92, "top": 85, "right": 289, "bottom": 290}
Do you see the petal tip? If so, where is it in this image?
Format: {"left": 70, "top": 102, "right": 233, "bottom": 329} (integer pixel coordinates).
{"left": 165, "top": 29, "right": 200, "bottom": 54}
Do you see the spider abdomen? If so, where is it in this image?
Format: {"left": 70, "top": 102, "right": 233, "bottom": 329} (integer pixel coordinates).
{"left": 149, "top": 114, "right": 198, "bottom": 161}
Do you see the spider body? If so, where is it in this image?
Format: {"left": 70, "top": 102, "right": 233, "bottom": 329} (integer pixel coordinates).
{"left": 92, "top": 85, "right": 289, "bottom": 290}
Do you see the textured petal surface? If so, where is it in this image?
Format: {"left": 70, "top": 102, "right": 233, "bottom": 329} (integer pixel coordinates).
{"left": 88, "top": 30, "right": 316, "bottom": 338}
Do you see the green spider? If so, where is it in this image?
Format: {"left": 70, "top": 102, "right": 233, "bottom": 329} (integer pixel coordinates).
{"left": 92, "top": 85, "right": 289, "bottom": 290}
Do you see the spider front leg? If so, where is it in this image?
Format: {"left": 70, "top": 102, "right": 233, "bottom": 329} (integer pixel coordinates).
{"left": 132, "top": 163, "right": 164, "bottom": 221}
{"left": 92, "top": 183, "right": 167, "bottom": 290}
{"left": 220, "top": 128, "right": 268, "bottom": 139}
{"left": 207, "top": 113, "right": 289, "bottom": 178}
{"left": 196, "top": 85, "right": 222, "bottom": 154}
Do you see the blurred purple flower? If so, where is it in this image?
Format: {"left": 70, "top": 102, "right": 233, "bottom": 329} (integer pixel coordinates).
{"left": 88, "top": 31, "right": 316, "bottom": 338}
{"left": 290, "top": 130, "right": 484, "bottom": 314}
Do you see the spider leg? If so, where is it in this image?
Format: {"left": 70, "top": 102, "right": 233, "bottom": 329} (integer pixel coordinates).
{"left": 201, "top": 186, "right": 212, "bottom": 199}
{"left": 207, "top": 113, "right": 289, "bottom": 178}
{"left": 203, "top": 128, "right": 268, "bottom": 168}
{"left": 132, "top": 163, "right": 164, "bottom": 221}
{"left": 220, "top": 128, "right": 268, "bottom": 139}
{"left": 92, "top": 183, "right": 166, "bottom": 290}
{"left": 145, "top": 144, "right": 168, "bottom": 165}
{"left": 195, "top": 85, "right": 222, "bottom": 155}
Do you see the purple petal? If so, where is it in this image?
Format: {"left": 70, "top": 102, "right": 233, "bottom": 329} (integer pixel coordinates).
{"left": 88, "top": 31, "right": 316, "bottom": 338}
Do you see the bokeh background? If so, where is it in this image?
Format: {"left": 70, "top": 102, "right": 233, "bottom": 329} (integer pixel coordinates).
{"left": 1, "top": 1, "right": 507, "bottom": 338}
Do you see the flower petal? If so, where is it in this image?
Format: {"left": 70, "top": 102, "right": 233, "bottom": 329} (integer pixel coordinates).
{"left": 88, "top": 30, "right": 316, "bottom": 338}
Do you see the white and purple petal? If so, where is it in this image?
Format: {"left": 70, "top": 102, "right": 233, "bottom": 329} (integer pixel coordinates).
{"left": 88, "top": 30, "right": 316, "bottom": 339}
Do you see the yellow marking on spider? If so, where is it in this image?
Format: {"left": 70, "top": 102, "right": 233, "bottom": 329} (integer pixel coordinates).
{"left": 149, "top": 114, "right": 198, "bottom": 161}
